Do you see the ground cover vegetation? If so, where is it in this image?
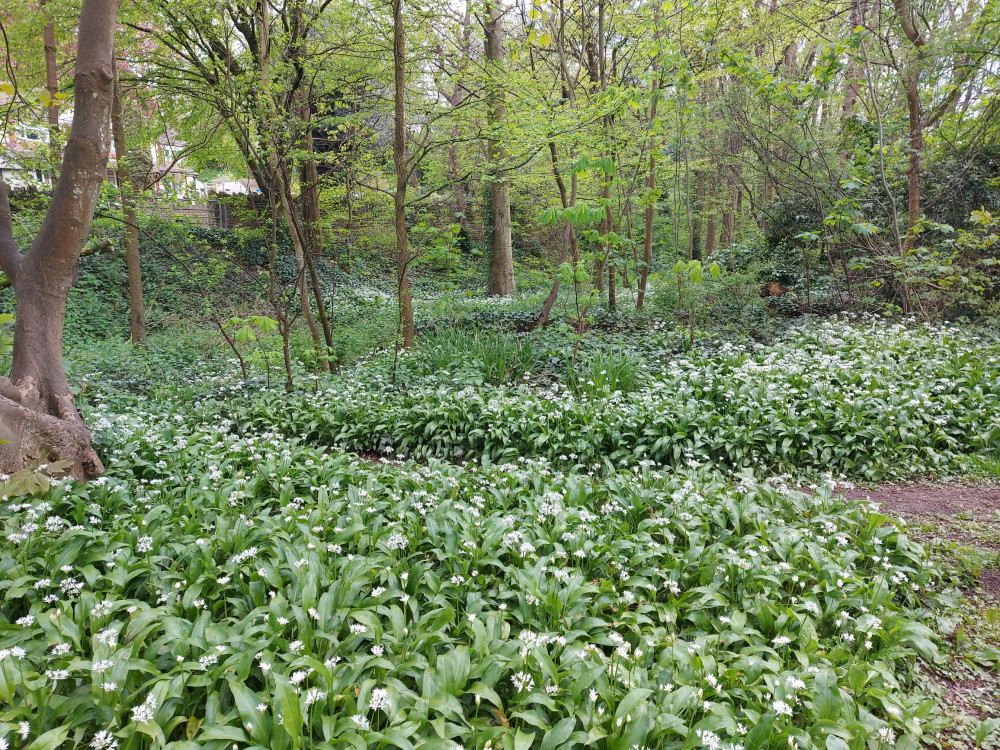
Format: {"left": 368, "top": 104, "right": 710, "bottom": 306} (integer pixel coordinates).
{"left": 1, "top": 0, "right": 999, "bottom": 749}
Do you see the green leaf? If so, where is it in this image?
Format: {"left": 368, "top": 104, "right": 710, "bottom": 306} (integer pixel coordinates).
{"left": 514, "top": 729, "right": 536, "bottom": 750}
{"left": 539, "top": 718, "right": 576, "bottom": 750}
{"left": 275, "top": 675, "right": 303, "bottom": 741}
{"left": 25, "top": 727, "right": 71, "bottom": 750}
{"left": 744, "top": 712, "right": 774, "bottom": 750}
{"left": 813, "top": 669, "right": 842, "bottom": 721}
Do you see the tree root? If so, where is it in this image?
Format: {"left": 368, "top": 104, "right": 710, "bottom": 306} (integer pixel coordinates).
{"left": 0, "top": 390, "right": 103, "bottom": 480}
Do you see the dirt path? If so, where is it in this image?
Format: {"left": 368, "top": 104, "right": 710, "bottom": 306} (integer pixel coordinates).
{"left": 845, "top": 483, "right": 1000, "bottom": 748}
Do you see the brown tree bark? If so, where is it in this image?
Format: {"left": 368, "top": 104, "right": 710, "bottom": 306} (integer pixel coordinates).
{"left": 111, "top": 57, "right": 146, "bottom": 345}
{"left": 692, "top": 171, "right": 704, "bottom": 259}
{"left": 484, "top": 2, "right": 515, "bottom": 297}
{"left": 393, "top": 0, "right": 414, "bottom": 347}
{"left": 41, "top": 0, "right": 61, "bottom": 170}
{"left": 299, "top": 92, "right": 324, "bottom": 259}
{"left": 534, "top": 8, "right": 579, "bottom": 329}
{"left": 720, "top": 131, "right": 741, "bottom": 249}
{"left": 257, "top": 3, "right": 326, "bottom": 365}
{"left": 704, "top": 175, "right": 718, "bottom": 256}
{"left": 841, "top": 0, "right": 867, "bottom": 120}
{"left": 636, "top": 49, "right": 662, "bottom": 310}
{"left": 536, "top": 142, "right": 578, "bottom": 328}
{"left": 0, "top": 0, "right": 122, "bottom": 479}
{"left": 296, "top": 88, "right": 336, "bottom": 366}
{"left": 893, "top": 0, "right": 925, "bottom": 267}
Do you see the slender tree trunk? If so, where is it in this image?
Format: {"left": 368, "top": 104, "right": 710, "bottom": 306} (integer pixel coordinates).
{"left": 278, "top": 176, "right": 325, "bottom": 358}
{"left": 902, "top": 69, "right": 922, "bottom": 246}
{"left": 393, "top": 0, "right": 414, "bottom": 347}
{"left": 258, "top": 3, "right": 326, "bottom": 363}
{"left": 893, "top": 0, "right": 925, "bottom": 287}
{"left": 536, "top": 142, "right": 577, "bottom": 328}
{"left": 842, "top": 0, "right": 865, "bottom": 120}
{"left": 692, "top": 171, "right": 704, "bottom": 260}
{"left": 0, "top": 0, "right": 122, "bottom": 479}
{"left": 300, "top": 93, "right": 324, "bottom": 258}
{"left": 720, "top": 130, "right": 742, "bottom": 249}
{"left": 637, "top": 135, "right": 657, "bottom": 310}
{"left": 720, "top": 191, "right": 735, "bottom": 247}
{"left": 41, "top": 0, "right": 61, "bottom": 172}
{"left": 704, "top": 175, "right": 718, "bottom": 256}
{"left": 111, "top": 58, "right": 146, "bottom": 344}
{"left": 484, "top": 2, "right": 515, "bottom": 296}
{"left": 297, "top": 89, "right": 336, "bottom": 365}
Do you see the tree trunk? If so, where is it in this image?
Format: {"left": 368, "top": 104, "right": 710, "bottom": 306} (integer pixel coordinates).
{"left": 893, "top": 0, "right": 925, "bottom": 270}
{"left": 0, "top": 0, "right": 121, "bottom": 479}
{"left": 704, "top": 176, "right": 718, "bottom": 256}
{"left": 484, "top": 2, "right": 515, "bottom": 296}
{"left": 257, "top": 3, "right": 327, "bottom": 365}
{"left": 393, "top": 0, "right": 414, "bottom": 347}
{"left": 637, "top": 62, "right": 661, "bottom": 310}
{"left": 298, "top": 89, "right": 324, "bottom": 258}
{"left": 536, "top": 158, "right": 578, "bottom": 328}
{"left": 842, "top": 0, "right": 864, "bottom": 120}
{"left": 278, "top": 176, "right": 325, "bottom": 357}
{"left": 41, "top": 0, "right": 61, "bottom": 171}
{"left": 111, "top": 57, "right": 147, "bottom": 345}
{"left": 720, "top": 130, "right": 741, "bottom": 249}
{"left": 692, "top": 171, "right": 704, "bottom": 260}
{"left": 297, "top": 90, "right": 336, "bottom": 366}
{"left": 902, "top": 69, "right": 922, "bottom": 247}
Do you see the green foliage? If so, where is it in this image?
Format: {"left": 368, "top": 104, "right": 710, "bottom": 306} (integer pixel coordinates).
{"left": 246, "top": 317, "right": 1000, "bottom": 480}
{"left": 0, "top": 414, "right": 958, "bottom": 750}
{"left": 408, "top": 329, "right": 540, "bottom": 386}
{"left": 564, "top": 349, "right": 646, "bottom": 398}
{"left": 0, "top": 312, "right": 14, "bottom": 356}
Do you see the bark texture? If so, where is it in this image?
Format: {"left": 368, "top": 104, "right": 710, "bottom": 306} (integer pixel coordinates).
{"left": 41, "top": 0, "right": 61, "bottom": 170}
{"left": 0, "top": 0, "right": 122, "bottom": 479}
{"left": 484, "top": 2, "right": 515, "bottom": 297}
{"left": 393, "top": 0, "right": 415, "bottom": 347}
{"left": 636, "top": 50, "right": 661, "bottom": 310}
{"left": 111, "top": 59, "right": 147, "bottom": 344}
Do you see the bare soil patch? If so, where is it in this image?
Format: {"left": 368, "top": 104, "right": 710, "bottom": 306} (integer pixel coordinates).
{"left": 843, "top": 482, "right": 1000, "bottom": 519}
{"left": 845, "top": 482, "right": 1000, "bottom": 748}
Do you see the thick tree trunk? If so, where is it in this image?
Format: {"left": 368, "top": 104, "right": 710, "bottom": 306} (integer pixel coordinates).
{"left": 393, "top": 0, "right": 414, "bottom": 347}
{"left": 0, "top": 0, "right": 121, "bottom": 479}
{"left": 484, "top": 2, "right": 515, "bottom": 296}
{"left": 111, "top": 59, "right": 146, "bottom": 345}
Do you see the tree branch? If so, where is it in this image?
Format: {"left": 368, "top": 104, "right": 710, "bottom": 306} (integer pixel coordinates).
{"left": 0, "top": 179, "right": 21, "bottom": 284}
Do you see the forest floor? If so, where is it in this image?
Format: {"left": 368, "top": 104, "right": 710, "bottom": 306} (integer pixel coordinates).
{"left": 845, "top": 482, "right": 1000, "bottom": 749}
